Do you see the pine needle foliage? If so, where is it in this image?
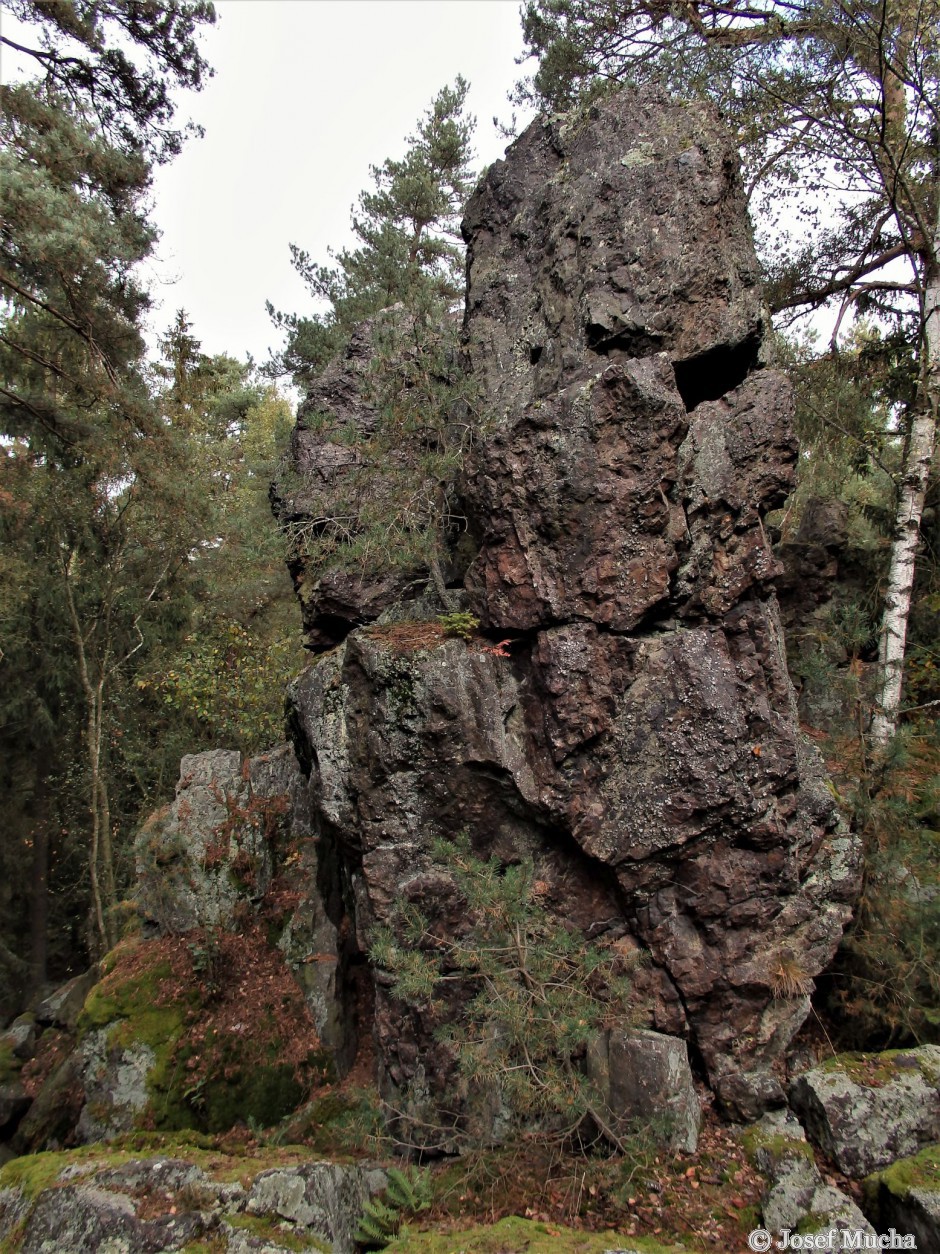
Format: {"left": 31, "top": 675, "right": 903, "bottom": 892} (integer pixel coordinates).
{"left": 821, "top": 727, "right": 940, "bottom": 1047}
{"left": 281, "top": 305, "right": 477, "bottom": 587}
{"left": 370, "top": 834, "right": 635, "bottom": 1143}
{"left": 268, "top": 79, "right": 475, "bottom": 387}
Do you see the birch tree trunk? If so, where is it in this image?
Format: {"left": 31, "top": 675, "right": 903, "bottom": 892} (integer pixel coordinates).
{"left": 62, "top": 553, "right": 114, "bottom": 951}
{"left": 871, "top": 196, "right": 939, "bottom": 746}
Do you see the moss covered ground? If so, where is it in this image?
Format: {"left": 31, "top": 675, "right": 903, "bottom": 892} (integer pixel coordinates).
{"left": 388, "top": 1215, "right": 685, "bottom": 1252}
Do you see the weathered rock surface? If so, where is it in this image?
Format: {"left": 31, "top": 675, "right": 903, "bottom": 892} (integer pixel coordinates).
{"left": 746, "top": 1109, "right": 874, "bottom": 1238}
{"left": 865, "top": 1145, "right": 940, "bottom": 1253}
{"left": 74, "top": 1030, "right": 154, "bottom": 1143}
{"left": 135, "top": 744, "right": 346, "bottom": 1060}
{"left": 789, "top": 1047, "right": 940, "bottom": 1177}
{"left": 460, "top": 94, "right": 763, "bottom": 411}
{"left": 272, "top": 312, "right": 456, "bottom": 651}
{"left": 136, "top": 748, "right": 279, "bottom": 934}
{"left": 246, "top": 1162, "right": 388, "bottom": 1254}
{"left": 0, "top": 1152, "right": 383, "bottom": 1253}
{"left": 282, "top": 88, "right": 860, "bottom": 1136}
{"left": 4, "top": 747, "right": 343, "bottom": 1155}
{"left": 2, "top": 1016, "right": 36, "bottom": 1060}
{"left": 34, "top": 967, "right": 100, "bottom": 1031}
{"left": 588, "top": 1029, "right": 701, "bottom": 1153}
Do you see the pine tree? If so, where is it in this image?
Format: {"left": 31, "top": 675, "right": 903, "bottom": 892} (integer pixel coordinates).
{"left": 268, "top": 78, "right": 475, "bottom": 386}
{"left": 145, "top": 320, "right": 304, "bottom": 750}
{"left": 1, "top": 1, "right": 215, "bottom": 456}
{"left": 0, "top": 2, "right": 216, "bottom": 967}
{"left": 270, "top": 81, "right": 478, "bottom": 605}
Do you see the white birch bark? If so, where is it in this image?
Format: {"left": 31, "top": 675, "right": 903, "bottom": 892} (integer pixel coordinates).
{"left": 871, "top": 196, "right": 939, "bottom": 746}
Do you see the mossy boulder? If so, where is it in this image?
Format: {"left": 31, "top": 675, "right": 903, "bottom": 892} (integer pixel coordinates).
{"left": 743, "top": 1110, "right": 873, "bottom": 1238}
{"left": 864, "top": 1144, "right": 940, "bottom": 1252}
{"left": 17, "top": 927, "right": 327, "bottom": 1151}
{"left": 789, "top": 1046, "right": 940, "bottom": 1176}
{"left": 0, "top": 1144, "right": 386, "bottom": 1253}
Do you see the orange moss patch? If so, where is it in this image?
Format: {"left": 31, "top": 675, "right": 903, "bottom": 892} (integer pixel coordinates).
{"left": 20, "top": 1028, "right": 74, "bottom": 1101}
{"left": 364, "top": 620, "right": 451, "bottom": 652}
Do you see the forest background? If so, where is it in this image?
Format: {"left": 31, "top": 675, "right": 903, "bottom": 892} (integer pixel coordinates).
{"left": 0, "top": 0, "right": 937, "bottom": 1053}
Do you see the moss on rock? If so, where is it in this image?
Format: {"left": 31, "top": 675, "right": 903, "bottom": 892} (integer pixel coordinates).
{"left": 741, "top": 1125, "right": 815, "bottom": 1170}
{"left": 819, "top": 1048, "right": 939, "bottom": 1088}
{"left": 865, "top": 1143, "right": 940, "bottom": 1201}
{"left": 224, "top": 1211, "right": 330, "bottom": 1251}
{"left": 0, "top": 1039, "right": 20, "bottom": 1086}
{"left": 65, "top": 928, "right": 325, "bottom": 1140}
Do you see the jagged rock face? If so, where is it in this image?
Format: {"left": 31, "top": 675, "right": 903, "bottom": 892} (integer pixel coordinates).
{"left": 461, "top": 93, "right": 785, "bottom": 629}
{"left": 461, "top": 93, "right": 763, "bottom": 411}
{"left": 272, "top": 314, "right": 449, "bottom": 651}
{"left": 285, "top": 89, "right": 861, "bottom": 1131}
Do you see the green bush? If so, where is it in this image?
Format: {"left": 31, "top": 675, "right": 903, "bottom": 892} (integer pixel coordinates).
{"left": 370, "top": 834, "right": 635, "bottom": 1147}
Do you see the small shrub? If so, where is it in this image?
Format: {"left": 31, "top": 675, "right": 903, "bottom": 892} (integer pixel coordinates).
{"left": 370, "top": 834, "right": 635, "bottom": 1149}
{"left": 437, "top": 612, "right": 479, "bottom": 641}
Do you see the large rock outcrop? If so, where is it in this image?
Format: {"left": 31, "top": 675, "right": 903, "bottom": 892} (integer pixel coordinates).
{"left": 283, "top": 89, "right": 860, "bottom": 1133}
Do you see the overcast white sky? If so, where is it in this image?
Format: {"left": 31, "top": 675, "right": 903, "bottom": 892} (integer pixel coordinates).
{"left": 144, "top": 0, "right": 535, "bottom": 370}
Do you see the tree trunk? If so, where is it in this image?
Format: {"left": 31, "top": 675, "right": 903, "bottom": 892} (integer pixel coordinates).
{"left": 63, "top": 554, "right": 112, "bottom": 951}
{"left": 27, "top": 810, "right": 50, "bottom": 999}
{"left": 871, "top": 199, "right": 939, "bottom": 746}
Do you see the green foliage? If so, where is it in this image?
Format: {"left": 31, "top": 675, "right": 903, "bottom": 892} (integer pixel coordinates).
{"left": 437, "top": 613, "right": 480, "bottom": 641}
{"left": 270, "top": 82, "right": 482, "bottom": 600}
{"left": 371, "top": 834, "right": 634, "bottom": 1144}
{"left": 0, "top": 3, "right": 217, "bottom": 980}
{"left": 356, "top": 1166, "right": 433, "bottom": 1248}
{"left": 516, "top": 0, "right": 936, "bottom": 326}
{"left": 281, "top": 303, "right": 479, "bottom": 594}
{"left": 0, "top": 2, "right": 216, "bottom": 452}
{"left": 146, "top": 615, "right": 301, "bottom": 753}
{"left": 821, "top": 728, "right": 940, "bottom": 1047}
{"left": 269, "top": 79, "right": 475, "bottom": 386}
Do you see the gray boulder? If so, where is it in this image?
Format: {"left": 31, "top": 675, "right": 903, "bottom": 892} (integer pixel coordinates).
{"left": 789, "top": 1047, "right": 940, "bottom": 1177}
{"left": 34, "top": 967, "right": 100, "bottom": 1031}
{"left": 74, "top": 1029, "right": 154, "bottom": 1143}
{"left": 0, "top": 1150, "right": 382, "bottom": 1252}
{"left": 865, "top": 1145, "right": 940, "bottom": 1254}
{"left": 135, "top": 748, "right": 272, "bottom": 934}
{"left": 246, "top": 1162, "right": 388, "bottom": 1254}
{"left": 746, "top": 1110, "right": 874, "bottom": 1239}
{"left": 2, "top": 1016, "right": 36, "bottom": 1061}
{"left": 589, "top": 1028, "right": 701, "bottom": 1152}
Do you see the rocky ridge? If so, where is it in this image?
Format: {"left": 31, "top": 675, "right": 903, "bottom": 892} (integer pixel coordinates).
{"left": 281, "top": 88, "right": 860, "bottom": 1133}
